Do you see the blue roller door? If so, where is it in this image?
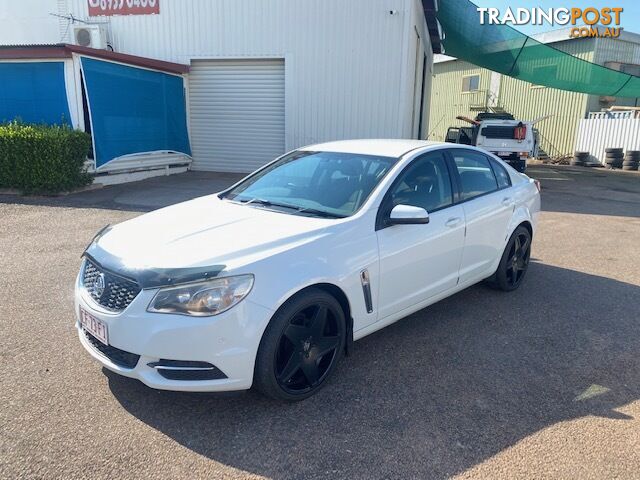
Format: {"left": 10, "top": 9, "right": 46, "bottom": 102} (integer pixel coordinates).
{"left": 81, "top": 57, "right": 191, "bottom": 168}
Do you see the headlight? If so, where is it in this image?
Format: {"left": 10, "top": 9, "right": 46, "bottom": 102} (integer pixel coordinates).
{"left": 147, "top": 275, "right": 254, "bottom": 316}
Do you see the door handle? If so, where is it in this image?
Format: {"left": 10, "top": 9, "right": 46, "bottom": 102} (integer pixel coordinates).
{"left": 501, "top": 197, "right": 513, "bottom": 206}
{"left": 445, "top": 217, "right": 462, "bottom": 228}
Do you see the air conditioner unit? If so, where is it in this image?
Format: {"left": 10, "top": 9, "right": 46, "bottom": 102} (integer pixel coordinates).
{"left": 73, "top": 25, "right": 108, "bottom": 49}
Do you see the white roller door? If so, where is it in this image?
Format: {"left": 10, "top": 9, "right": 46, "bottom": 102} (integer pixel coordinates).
{"left": 188, "top": 59, "right": 285, "bottom": 172}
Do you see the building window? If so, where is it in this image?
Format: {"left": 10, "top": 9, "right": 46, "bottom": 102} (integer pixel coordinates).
{"left": 462, "top": 75, "right": 480, "bottom": 92}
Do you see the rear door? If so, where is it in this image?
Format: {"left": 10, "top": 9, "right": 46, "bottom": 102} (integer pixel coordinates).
{"left": 376, "top": 151, "right": 466, "bottom": 318}
{"left": 447, "top": 149, "right": 514, "bottom": 284}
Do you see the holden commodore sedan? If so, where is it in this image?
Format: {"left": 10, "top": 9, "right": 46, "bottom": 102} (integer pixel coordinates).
{"left": 76, "top": 140, "right": 540, "bottom": 401}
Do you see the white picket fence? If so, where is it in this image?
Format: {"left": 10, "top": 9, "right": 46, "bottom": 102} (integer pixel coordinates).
{"left": 575, "top": 111, "right": 640, "bottom": 164}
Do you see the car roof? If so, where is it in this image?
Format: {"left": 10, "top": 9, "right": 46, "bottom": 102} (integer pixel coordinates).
{"left": 300, "top": 139, "right": 444, "bottom": 158}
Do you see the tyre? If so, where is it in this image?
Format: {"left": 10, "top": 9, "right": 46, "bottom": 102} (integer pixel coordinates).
{"left": 605, "top": 156, "right": 623, "bottom": 168}
{"left": 510, "top": 159, "right": 526, "bottom": 173}
{"left": 605, "top": 147, "right": 623, "bottom": 154}
{"left": 572, "top": 152, "right": 588, "bottom": 166}
{"left": 625, "top": 150, "right": 640, "bottom": 161}
{"left": 490, "top": 226, "right": 532, "bottom": 291}
{"left": 254, "top": 288, "right": 346, "bottom": 401}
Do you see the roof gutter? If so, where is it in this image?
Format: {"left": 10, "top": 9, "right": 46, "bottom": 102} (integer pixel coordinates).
{"left": 0, "top": 43, "right": 189, "bottom": 74}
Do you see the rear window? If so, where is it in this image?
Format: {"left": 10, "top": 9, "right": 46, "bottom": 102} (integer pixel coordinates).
{"left": 489, "top": 158, "right": 512, "bottom": 189}
{"left": 451, "top": 150, "right": 499, "bottom": 201}
{"left": 480, "top": 125, "right": 515, "bottom": 139}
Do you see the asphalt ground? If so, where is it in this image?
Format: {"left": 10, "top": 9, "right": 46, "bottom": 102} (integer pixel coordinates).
{"left": 1, "top": 165, "right": 639, "bottom": 479}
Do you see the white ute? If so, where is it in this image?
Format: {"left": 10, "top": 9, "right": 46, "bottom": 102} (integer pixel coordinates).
{"left": 446, "top": 113, "right": 550, "bottom": 173}
{"left": 75, "top": 139, "right": 541, "bottom": 401}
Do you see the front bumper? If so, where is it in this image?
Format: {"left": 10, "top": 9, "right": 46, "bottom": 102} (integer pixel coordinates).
{"left": 74, "top": 273, "right": 274, "bottom": 392}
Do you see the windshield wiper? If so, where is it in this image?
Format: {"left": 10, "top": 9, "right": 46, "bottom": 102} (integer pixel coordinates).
{"left": 295, "top": 206, "right": 346, "bottom": 218}
{"left": 240, "top": 198, "right": 345, "bottom": 218}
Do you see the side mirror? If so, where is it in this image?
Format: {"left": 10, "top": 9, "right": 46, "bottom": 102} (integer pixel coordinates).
{"left": 389, "top": 204, "right": 430, "bottom": 225}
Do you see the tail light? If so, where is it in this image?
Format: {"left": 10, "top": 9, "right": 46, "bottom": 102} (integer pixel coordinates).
{"left": 533, "top": 179, "right": 541, "bottom": 192}
{"left": 514, "top": 122, "right": 526, "bottom": 141}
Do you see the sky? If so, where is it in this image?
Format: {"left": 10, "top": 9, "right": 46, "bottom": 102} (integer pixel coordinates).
{"left": 471, "top": 0, "right": 639, "bottom": 35}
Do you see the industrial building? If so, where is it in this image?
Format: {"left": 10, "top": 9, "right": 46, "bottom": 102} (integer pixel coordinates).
{"left": 428, "top": 29, "right": 640, "bottom": 157}
{"left": 0, "top": 0, "right": 441, "bottom": 177}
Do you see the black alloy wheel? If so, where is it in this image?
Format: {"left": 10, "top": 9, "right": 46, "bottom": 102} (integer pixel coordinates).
{"left": 275, "top": 304, "right": 341, "bottom": 393}
{"left": 490, "top": 225, "right": 532, "bottom": 291}
{"left": 254, "top": 288, "right": 345, "bottom": 401}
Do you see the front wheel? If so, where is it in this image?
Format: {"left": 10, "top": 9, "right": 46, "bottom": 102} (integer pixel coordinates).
{"left": 254, "top": 288, "right": 346, "bottom": 401}
{"left": 491, "top": 226, "right": 532, "bottom": 291}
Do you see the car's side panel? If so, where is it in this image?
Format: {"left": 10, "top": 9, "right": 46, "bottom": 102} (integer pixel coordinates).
{"left": 510, "top": 180, "right": 540, "bottom": 236}
{"left": 353, "top": 265, "right": 490, "bottom": 341}
{"left": 354, "top": 146, "right": 540, "bottom": 342}
{"left": 457, "top": 190, "right": 514, "bottom": 284}
{"left": 375, "top": 205, "right": 466, "bottom": 318}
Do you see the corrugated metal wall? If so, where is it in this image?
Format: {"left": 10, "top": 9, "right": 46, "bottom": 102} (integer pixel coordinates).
{"left": 427, "top": 60, "right": 492, "bottom": 141}
{"left": 63, "top": 0, "right": 430, "bottom": 153}
{"left": 593, "top": 38, "right": 640, "bottom": 68}
{"left": 491, "top": 38, "right": 595, "bottom": 157}
{"left": 586, "top": 38, "right": 640, "bottom": 112}
{"left": 576, "top": 115, "right": 640, "bottom": 164}
{"left": 429, "top": 39, "right": 597, "bottom": 156}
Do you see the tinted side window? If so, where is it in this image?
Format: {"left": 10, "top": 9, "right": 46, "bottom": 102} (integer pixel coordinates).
{"left": 451, "top": 151, "right": 499, "bottom": 201}
{"left": 490, "top": 158, "right": 511, "bottom": 189}
{"left": 387, "top": 153, "right": 453, "bottom": 213}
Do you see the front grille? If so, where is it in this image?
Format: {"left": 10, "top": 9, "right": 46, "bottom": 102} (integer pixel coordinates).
{"left": 82, "top": 259, "right": 141, "bottom": 312}
{"left": 83, "top": 330, "right": 140, "bottom": 369}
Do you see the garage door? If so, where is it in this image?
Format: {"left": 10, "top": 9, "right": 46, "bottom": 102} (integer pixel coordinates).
{"left": 189, "top": 59, "right": 285, "bottom": 172}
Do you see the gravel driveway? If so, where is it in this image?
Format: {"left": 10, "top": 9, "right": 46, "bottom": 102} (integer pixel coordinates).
{"left": 1, "top": 165, "right": 639, "bottom": 479}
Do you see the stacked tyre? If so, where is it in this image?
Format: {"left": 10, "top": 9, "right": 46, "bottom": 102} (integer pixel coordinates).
{"left": 622, "top": 150, "right": 640, "bottom": 171}
{"left": 604, "top": 148, "right": 624, "bottom": 169}
{"left": 571, "top": 151, "right": 589, "bottom": 166}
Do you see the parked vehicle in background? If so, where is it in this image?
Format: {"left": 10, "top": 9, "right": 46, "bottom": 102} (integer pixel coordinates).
{"left": 445, "top": 112, "right": 547, "bottom": 173}
{"left": 75, "top": 140, "right": 541, "bottom": 401}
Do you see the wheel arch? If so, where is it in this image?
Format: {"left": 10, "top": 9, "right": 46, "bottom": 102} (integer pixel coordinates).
{"left": 518, "top": 219, "right": 533, "bottom": 238}
{"left": 277, "top": 282, "right": 354, "bottom": 357}
{"left": 508, "top": 204, "right": 535, "bottom": 241}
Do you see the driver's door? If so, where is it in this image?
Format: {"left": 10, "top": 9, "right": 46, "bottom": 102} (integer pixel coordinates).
{"left": 375, "top": 151, "right": 466, "bottom": 319}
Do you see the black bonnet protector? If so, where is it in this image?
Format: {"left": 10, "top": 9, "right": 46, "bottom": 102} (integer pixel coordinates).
{"left": 84, "top": 242, "right": 226, "bottom": 290}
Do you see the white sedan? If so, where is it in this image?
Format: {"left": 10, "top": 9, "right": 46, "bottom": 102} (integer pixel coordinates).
{"left": 75, "top": 140, "right": 540, "bottom": 400}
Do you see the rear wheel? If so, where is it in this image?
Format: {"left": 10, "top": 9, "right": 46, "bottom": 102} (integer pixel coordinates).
{"left": 254, "top": 288, "right": 346, "bottom": 401}
{"left": 510, "top": 159, "right": 527, "bottom": 173}
{"left": 491, "top": 226, "right": 532, "bottom": 291}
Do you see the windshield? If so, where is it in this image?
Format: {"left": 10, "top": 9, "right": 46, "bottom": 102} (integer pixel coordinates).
{"left": 221, "top": 151, "right": 397, "bottom": 217}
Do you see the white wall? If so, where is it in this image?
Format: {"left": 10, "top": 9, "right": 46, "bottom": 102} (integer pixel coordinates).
{"left": 0, "top": 0, "right": 60, "bottom": 44}
{"left": 576, "top": 113, "right": 640, "bottom": 164}
{"left": 61, "top": 0, "right": 430, "bottom": 149}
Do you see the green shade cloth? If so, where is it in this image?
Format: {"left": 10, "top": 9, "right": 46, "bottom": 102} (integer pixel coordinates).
{"left": 437, "top": 0, "right": 640, "bottom": 98}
